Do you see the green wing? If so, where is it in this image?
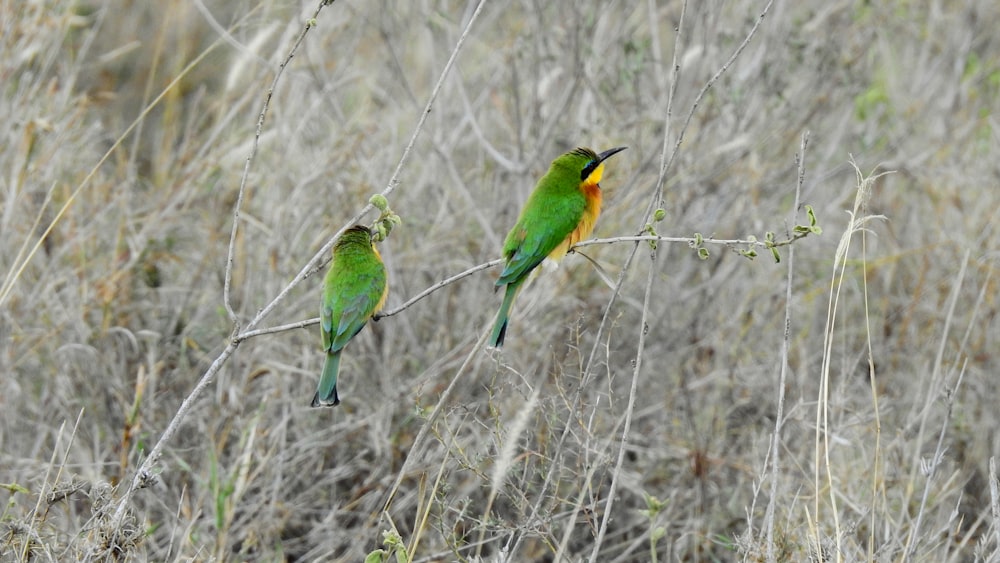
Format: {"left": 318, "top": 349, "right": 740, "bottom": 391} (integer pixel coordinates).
{"left": 321, "top": 268, "right": 386, "bottom": 354}
{"left": 496, "top": 189, "right": 585, "bottom": 286}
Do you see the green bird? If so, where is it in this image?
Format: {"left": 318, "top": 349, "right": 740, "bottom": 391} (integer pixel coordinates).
{"left": 489, "top": 146, "right": 627, "bottom": 349}
{"left": 312, "top": 225, "right": 388, "bottom": 407}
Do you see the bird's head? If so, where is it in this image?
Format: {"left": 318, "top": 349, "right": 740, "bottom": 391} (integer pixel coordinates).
{"left": 559, "top": 146, "right": 628, "bottom": 186}
{"left": 334, "top": 225, "right": 375, "bottom": 252}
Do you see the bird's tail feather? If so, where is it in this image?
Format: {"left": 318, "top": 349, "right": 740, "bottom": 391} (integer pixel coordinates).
{"left": 311, "top": 351, "right": 341, "bottom": 407}
{"left": 489, "top": 282, "right": 521, "bottom": 349}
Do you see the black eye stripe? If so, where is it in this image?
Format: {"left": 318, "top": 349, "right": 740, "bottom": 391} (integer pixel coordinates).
{"left": 581, "top": 160, "right": 598, "bottom": 181}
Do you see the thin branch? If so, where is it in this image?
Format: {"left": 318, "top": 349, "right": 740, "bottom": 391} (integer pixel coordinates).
{"left": 577, "top": 232, "right": 808, "bottom": 250}
{"left": 764, "top": 130, "right": 808, "bottom": 562}
{"left": 109, "top": 340, "right": 238, "bottom": 528}
{"left": 587, "top": 225, "right": 658, "bottom": 562}
{"left": 376, "top": 258, "right": 503, "bottom": 319}
{"left": 236, "top": 220, "right": 806, "bottom": 342}
{"left": 223, "top": 1, "right": 325, "bottom": 323}
{"left": 237, "top": 259, "right": 503, "bottom": 339}
{"left": 236, "top": 318, "right": 318, "bottom": 341}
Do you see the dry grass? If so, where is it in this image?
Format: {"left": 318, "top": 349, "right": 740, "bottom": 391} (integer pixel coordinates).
{"left": 2, "top": 0, "right": 999, "bottom": 561}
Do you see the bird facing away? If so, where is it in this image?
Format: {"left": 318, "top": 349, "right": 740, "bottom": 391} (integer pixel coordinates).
{"left": 489, "top": 146, "right": 627, "bottom": 349}
{"left": 312, "top": 225, "right": 388, "bottom": 407}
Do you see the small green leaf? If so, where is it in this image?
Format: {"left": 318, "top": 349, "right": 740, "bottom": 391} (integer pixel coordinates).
{"left": 382, "top": 529, "right": 403, "bottom": 548}
{"left": 370, "top": 194, "right": 389, "bottom": 212}
{"left": 653, "top": 208, "right": 666, "bottom": 222}
{"left": 364, "top": 550, "right": 386, "bottom": 563}
{"left": 698, "top": 247, "right": 710, "bottom": 260}
{"left": 770, "top": 247, "right": 781, "bottom": 263}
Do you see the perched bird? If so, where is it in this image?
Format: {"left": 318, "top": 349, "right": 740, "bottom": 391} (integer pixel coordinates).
{"left": 312, "top": 225, "right": 388, "bottom": 407}
{"left": 489, "top": 146, "right": 627, "bottom": 349}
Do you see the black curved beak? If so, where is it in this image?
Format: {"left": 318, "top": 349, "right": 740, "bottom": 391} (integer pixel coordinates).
{"left": 597, "top": 146, "right": 628, "bottom": 164}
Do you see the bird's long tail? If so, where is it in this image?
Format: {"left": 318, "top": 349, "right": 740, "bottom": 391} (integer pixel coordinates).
{"left": 311, "top": 351, "right": 341, "bottom": 407}
{"left": 489, "top": 281, "right": 522, "bottom": 349}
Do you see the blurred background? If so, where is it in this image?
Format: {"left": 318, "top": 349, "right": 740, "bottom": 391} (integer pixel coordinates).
{"left": 1, "top": 0, "right": 998, "bottom": 561}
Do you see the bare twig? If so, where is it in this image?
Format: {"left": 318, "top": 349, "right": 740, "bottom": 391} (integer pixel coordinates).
{"left": 763, "top": 130, "right": 808, "bottom": 562}
{"left": 236, "top": 260, "right": 503, "bottom": 338}
{"left": 235, "top": 318, "right": 319, "bottom": 341}
{"left": 109, "top": 342, "right": 238, "bottom": 527}
{"left": 577, "top": 232, "right": 809, "bottom": 250}
{"left": 236, "top": 220, "right": 797, "bottom": 340}
{"left": 375, "top": 258, "right": 503, "bottom": 319}
{"left": 223, "top": 1, "right": 325, "bottom": 323}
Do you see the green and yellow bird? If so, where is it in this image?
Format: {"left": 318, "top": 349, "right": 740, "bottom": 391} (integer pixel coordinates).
{"left": 312, "top": 225, "right": 388, "bottom": 407}
{"left": 489, "top": 146, "right": 627, "bottom": 349}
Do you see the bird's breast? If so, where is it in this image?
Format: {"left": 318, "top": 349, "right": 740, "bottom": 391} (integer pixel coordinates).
{"left": 548, "top": 182, "right": 602, "bottom": 261}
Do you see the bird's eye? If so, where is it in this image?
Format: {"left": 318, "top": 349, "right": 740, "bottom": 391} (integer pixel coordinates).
{"left": 581, "top": 160, "right": 597, "bottom": 181}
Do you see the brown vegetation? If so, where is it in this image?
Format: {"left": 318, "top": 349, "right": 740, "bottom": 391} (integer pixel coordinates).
{"left": 2, "top": 1, "right": 998, "bottom": 561}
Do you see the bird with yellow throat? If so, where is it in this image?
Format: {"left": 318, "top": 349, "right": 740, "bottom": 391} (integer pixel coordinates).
{"left": 489, "top": 146, "right": 627, "bottom": 349}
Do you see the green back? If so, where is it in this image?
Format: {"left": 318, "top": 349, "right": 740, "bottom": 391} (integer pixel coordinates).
{"left": 321, "top": 226, "right": 387, "bottom": 353}
{"left": 497, "top": 149, "right": 596, "bottom": 286}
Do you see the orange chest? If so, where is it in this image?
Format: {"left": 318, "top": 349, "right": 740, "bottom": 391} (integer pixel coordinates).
{"left": 546, "top": 182, "right": 604, "bottom": 262}
{"left": 577, "top": 182, "right": 603, "bottom": 238}
{"left": 559, "top": 182, "right": 602, "bottom": 253}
